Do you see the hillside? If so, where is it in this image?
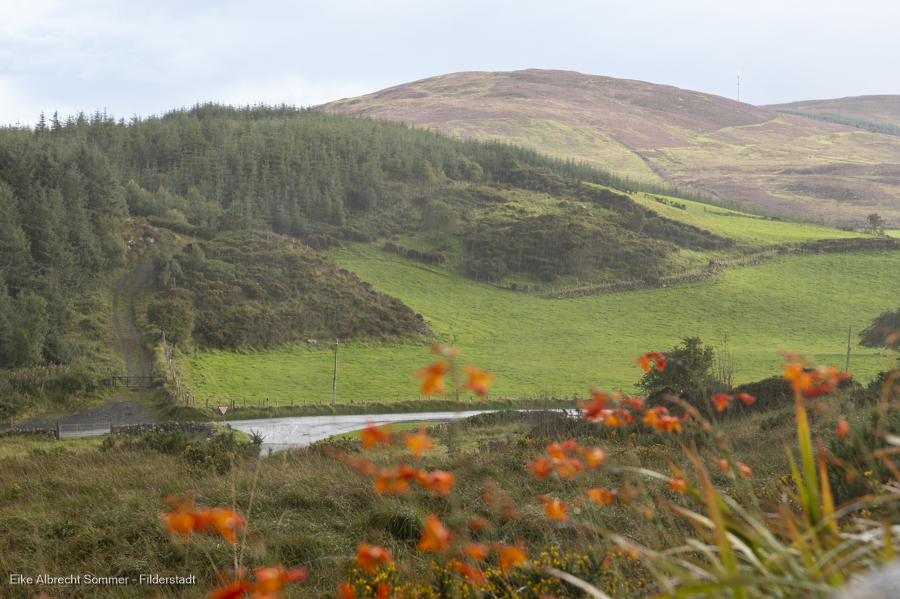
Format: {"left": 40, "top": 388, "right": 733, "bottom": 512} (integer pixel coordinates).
{"left": 320, "top": 70, "right": 900, "bottom": 226}
{"left": 765, "top": 95, "right": 900, "bottom": 127}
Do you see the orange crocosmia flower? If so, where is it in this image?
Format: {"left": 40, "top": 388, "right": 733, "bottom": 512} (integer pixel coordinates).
{"left": 601, "top": 410, "right": 621, "bottom": 427}
{"left": 375, "top": 582, "right": 392, "bottom": 599}
{"left": 555, "top": 457, "right": 585, "bottom": 479}
{"left": 546, "top": 442, "right": 565, "bottom": 459}
{"left": 361, "top": 421, "right": 393, "bottom": 450}
{"left": 356, "top": 544, "right": 393, "bottom": 574}
{"left": 468, "top": 517, "right": 488, "bottom": 532}
{"left": 418, "top": 515, "right": 451, "bottom": 552}
{"left": 579, "top": 388, "right": 611, "bottom": 421}
{"left": 635, "top": 352, "right": 666, "bottom": 372}
{"left": 668, "top": 477, "right": 687, "bottom": 494}
{"left": 711, "top": 393, "right": 730, "bottom": 412}
{"left": 403, "top": 428, "right": 435, "bottom": 460}
{"left": 528, "top": 457, "right": 552, "bottom": 478}
{"left": 200, "top": 508, "right": 245, "bottom": 544}
{"left": 711, "top": 456, "right": 730, "bottom": 474}
{"left": 586, "top": 487, "right": 617, "bottom": 505}
{"left": 417, "top": 360, "right": 449, "bottom": 396}
{"left": 339, "top": 581, "right": 358, "bottom": 599}
{"left": 374, "top": 467, "right": 413, "bottom": 494}
{"left": 582, "top": 447, "right": 608, "bottom": 468}
{"left": 623, "top": 396, "right": 645, "bottom": 411}
{"left": 161, "top": 509, "right": 196, "bottom": 539}
{"left": 495, "top": 541, "right": 528, "bottom": 572}
{"left": 462, "top": 543, "right": 489, "bottom": 561}
{"left": 560, "top": 439, "right": 579, "bottom": 454}
{"left": 737, "top": 462, "right": 752, "bottom": 477}
{"left": 464, "top": 366, "right": 495, "bottom": 397}
{"left": 837, "top": 418, "right": 850, "bottom": 440}
{"left": 734, "top": 392, "right": 755, "bottom": 405}
{"left": 253, "top": 565, "right": 307, "bottom": 594}
{"left": 543, "top": 498, "right": 569, "bottom": 521}
{"left": 207, "top": 580, "right": 254, "bottom": 599}
{"left": 617, "top": 408, "right": 635, "bottom": 425}
{"left": 453, "top": 561, "right": 486, "bottom": 584}
{"left": 420, "top": 470, "right": 456, "bottom": 495}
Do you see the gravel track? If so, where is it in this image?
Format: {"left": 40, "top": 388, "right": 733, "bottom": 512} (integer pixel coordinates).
{"left": 11, "top": 261, "right": 159, "bottom": 431}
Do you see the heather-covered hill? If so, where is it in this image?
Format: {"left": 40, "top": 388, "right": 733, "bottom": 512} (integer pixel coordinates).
{"left": 321, "top": 70, "right": 900, "bottom": 226}
{"left": 765, "top": 95, "right": 900, "bottom": 127}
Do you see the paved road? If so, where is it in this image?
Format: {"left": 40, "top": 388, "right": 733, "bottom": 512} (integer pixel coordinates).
{"left": 228, "top": 409, "right": 558, "bottom": 451}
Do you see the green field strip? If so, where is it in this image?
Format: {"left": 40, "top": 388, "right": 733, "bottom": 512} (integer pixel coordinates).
{"left": 187, "top": 244, "right": 899, "bottom": 406}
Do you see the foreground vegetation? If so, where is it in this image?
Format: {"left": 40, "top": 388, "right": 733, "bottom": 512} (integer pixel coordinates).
{"left": 2, "top": 346, "right": 898, "bottom": 598}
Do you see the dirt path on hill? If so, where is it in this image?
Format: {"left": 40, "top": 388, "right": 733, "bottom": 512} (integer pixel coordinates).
{"left": 12, "top": 261, "right": 159, "bottom": 431}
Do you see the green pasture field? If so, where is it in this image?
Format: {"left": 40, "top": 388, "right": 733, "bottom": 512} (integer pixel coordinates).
{"left": 187, "top": 244, "right": 898, "bottom": 406}
{"left": 886, "top": 229, "right": 900, "bottom": 238}
{"left": 623, "top": 189, "right": 867, "bottom": 247}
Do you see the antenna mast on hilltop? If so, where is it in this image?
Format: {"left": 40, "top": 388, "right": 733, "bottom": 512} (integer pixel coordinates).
{"left": 737, "top": 71, "right": 740, "bottom": 103}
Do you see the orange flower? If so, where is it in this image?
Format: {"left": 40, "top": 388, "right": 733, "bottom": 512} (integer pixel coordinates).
{"left": 356, "top": 544, "right": 393, "bottom": 574}
{"left": 418, "top": 515, "right": 451, "bottom": 552}
{"left": 339, "top": 581, "right": 357, "bottom": 599}
{"left": 542, "top": 498, "right": 569, "bottom": 521}
{"left": 837, "top": 418, "right": 850, "bottom": 439}
{"left": 579, "top": 388, "right": 611, "bottom": 421}
{"left": 374, "top": 582, "right": 392, "bottom": 598}
{"left": 554, "top": 457, "right": 585, "bottom": 478}
{"left": 585, "top": 487, "right": 617, "bottom": 505}
{"left": 361, "top": 421, "right": 393, "bottom": 449}
{"left": 528, "top": 457, "right": 552, "bottom": 478}
{"left": 735, "top": 392, "right": 755, "bottom": 405}
{"left": 642, "top": 406, "right": 667, "bottom": 429}
{"left": 403, "top": 428, "right": 434, "bottom": 460}
{"left": 254, "top": 565, "right": 307, "bottom": 594}
{"left": 419, "top": 470, "right": 456, "bottom": 495}
{"left": 374, "top": 467, "right": 419, "bottom": 494}
{"left": 668, "top": 477, "right": 687, "bottom": 494}
{"left": 737, "top": 462, "right": 752, "bottom": 477}
{"left": 462, "top": 543, "right": 489, "bottom": 561}
{"left": 546, "top": 441, "right": 566, "bottom": 459}
{"left": 207, "top": 579, "right": 254, "bottom": 599}
{"left": 711, "top": 456, "right": 730, "bottom": 474}
{"left": 464, "top": 366, "right": 495, "bottom": 397}
{"left": 417, "top": 360, "right": 449, "bottom": 396}
{"left": 711, "top": 393, "right": 730, "bottom": 412}
{"left": 581, "top": 447, "right": 608, "bottom": 468}
{"left": 160, "top": 497, "right": 245, "bottom": 544}
{"left": 200, "top": 508, "right": 246, "bottom": 544}
{"left": 495, "top": 540, "right": 528, "bottom": 572}
{"left": 635, "top": 352, "right": 666, "bottom": 371}
{"left": 453, "top": 561, "right": 486, "bottom": 584}
{"left": 623, "top": 396, "right": 645, "bottom": 411}
{"left": 468, "top": 517, "right": 488, "bottom": 532}
{"left": 658, "top": 415, "right": 684, "bottom": 434}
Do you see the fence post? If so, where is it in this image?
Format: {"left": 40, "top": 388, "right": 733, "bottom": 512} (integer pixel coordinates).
{"left": 56, "top": 421, "right": 60, "bottom": 440}
{"left": 110, "top": 420, "right": 113, "bottom": 434}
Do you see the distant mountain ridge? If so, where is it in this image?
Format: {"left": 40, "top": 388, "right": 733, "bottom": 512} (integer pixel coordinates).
{"left": 765, "top": 96, "right": 900, "bottom": 127}
{"left": 321, "top": 70, "right": 900, "bottom": 226}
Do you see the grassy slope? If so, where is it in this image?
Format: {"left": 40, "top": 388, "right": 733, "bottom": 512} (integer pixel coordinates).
{"left": 187, "top": 243, "right": 898, "bottom": 405}
{"left": 624, "top": 188, "right": 866, "bottom": 246}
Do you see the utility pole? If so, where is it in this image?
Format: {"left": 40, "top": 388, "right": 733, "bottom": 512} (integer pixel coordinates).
{"left": 332, "top": 341, "right": 339, "bottom": 406}
{"left": 737, "top": 71, "right": 740, "bottom": 103}
{"left": 846, "top": 326, "right": 852, "bottom": 372}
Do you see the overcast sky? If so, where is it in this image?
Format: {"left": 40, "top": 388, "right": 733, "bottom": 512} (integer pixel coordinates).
{"left": 3, "top": 0, "right": 899, "bottom": 126}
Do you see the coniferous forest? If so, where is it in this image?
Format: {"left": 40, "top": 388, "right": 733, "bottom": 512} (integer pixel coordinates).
{"left": 0, "top": 103, "right": 757, "bottom": 416}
